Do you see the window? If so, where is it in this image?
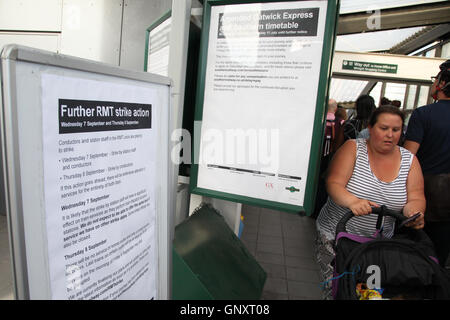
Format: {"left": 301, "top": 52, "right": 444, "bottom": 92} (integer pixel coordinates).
{"left": 329, "top": 78, "right": 368, "bottom": 103}
{"left": 417, "top": 85, "right": 430, "bottom": 107}
{"left": 384, "top": 82, "right": 407, "bottom": 108}
{"left": 425, "top": 49, "right": 436, "bottom": 57}
{"left": 370, "top": 82, "right": 382, "bottom": 106}
{"left": 405, "top": 85, "right": 417, "bottom": 110}
{"left": 441, "top": 42, "right": 450, "bottom": 59}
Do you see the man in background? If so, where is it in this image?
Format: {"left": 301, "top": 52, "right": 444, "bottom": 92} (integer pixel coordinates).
{"left": 404, "top": 60, "right": 450, "bottom": 268}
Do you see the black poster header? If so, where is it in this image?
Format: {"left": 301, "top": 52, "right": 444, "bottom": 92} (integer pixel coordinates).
{"left": 58, "top": 99, "right": 152, "bottom": 134}
{"left": 218, "top": 8, "right": 319, "bottom": 39}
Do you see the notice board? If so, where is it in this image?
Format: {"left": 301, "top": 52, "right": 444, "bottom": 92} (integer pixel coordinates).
{"left": 144, "top": 10, "right": 202, "bottom": 178}
{"left": 190, "top": 0, "right": 339, "bottom": 214}
{"left": 0, "top": 45, "right": 172, "bottom": 299}
{"left": 144, "top": 10, "right": 172, "bottom": 77}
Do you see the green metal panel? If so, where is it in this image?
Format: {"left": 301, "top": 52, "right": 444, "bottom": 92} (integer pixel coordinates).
{"left": 172, "top": 248, "right": 214, "bottom": 300}
{"left": 189, "top": 0, "right": 340, "bottom": 215}
{"left": 173, "top": 204, "right": 266, "bottom": 300}
{"left": 303, "top": 0, "right": 340, "bottom": 215}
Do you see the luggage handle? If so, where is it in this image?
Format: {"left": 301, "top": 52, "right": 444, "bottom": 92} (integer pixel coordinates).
{"left": 336, "top": 205, "right": 406, "bottom": 236}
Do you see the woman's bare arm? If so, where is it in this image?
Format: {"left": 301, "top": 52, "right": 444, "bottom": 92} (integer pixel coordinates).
{"left": 403, "top": 156, "right": 426, "bottom": 229}
{"left": 326, "top": 140, "right": 379, "bottom": 215}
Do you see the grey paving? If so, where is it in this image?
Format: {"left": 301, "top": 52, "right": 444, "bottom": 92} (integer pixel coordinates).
{"left": 240, "top": 204, "right": 323, "bottom": 300}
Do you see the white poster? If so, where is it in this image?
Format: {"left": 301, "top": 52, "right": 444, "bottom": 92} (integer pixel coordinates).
{"left": 41, "top": 73, "right": 164, "bottom": 299}
{"left": 197, "top": 1, "right": 328, "bottom": 206}
{"left": 147, "top": 17, "right": 171, "bottom": 76}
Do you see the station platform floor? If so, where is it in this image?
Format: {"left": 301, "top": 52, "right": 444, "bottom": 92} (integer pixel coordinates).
{"left": 240, "top": 204, "right": 323, "bottom": 300}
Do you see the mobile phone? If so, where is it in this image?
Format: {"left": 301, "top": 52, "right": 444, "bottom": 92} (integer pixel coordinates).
{"left": 399, "top": 212, "right": 421, "bottom": 228}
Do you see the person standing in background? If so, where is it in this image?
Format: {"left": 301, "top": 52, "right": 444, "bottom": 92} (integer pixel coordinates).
{"left": 324, "top": 99, "right": 337, "bottom": 157}
{"left": 335, "top": 106, "right": 347, "bottom": 125}
{"left": 331, "top": 106, "right": 347, "bottom": 153}
{"left": 404, "top": 60, "right": 450, "bottom": 268}
{"left": 391, "top": 100, "right": 401, "bottom": 108}
{"left": 314, "top": 99, "right": 338, "bottom": 218}
{"left": 379, "top": 96, "right": 391, "bottom": 107}
{"left": 342, "top": 94, "right": 376, "bottom": 141}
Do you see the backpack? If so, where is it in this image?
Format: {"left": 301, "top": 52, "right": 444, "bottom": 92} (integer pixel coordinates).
{"left": 333, "top": 208, "right": 450, "bottom": 300}
{"left": 342, "top": 119, "right": 364, "bottom": 141}
{"left": 323, "top": 119, "right": 335, "bottom": 157}
{"left": 334, "top": 232, "right": 450, "bottom": 300}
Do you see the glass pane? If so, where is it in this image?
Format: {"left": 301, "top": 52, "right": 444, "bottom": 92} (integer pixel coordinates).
{"left": 405, "top": 85, "right": 417, "bottom": 110}
{"left": 417, "top": 85, "right": 430, "bottom": 107}
{"left": 405, "top": 112, "right": 412, "bottom": 126}
{"left": 384, "top": 82, "right": 407, "bottom": 108}
{"left": 339, "top": 0, "right": 447, "bottom": 14}
{"left": 425, "top": 49, "right": 435, "bottom": 57}
{"left": 335, "top": 27, "right": 423, "bottom": 52}
{"left": 369, "top": 82, "right": 382, "bottom": 106}
{"left": 329, "top": 78, "right": 368, "bottom": 103}
{"left": 442, "top": 42, "right": 450, "bottom": 59}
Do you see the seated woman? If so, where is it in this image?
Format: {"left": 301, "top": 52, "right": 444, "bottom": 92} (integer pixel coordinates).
{"left": 315, "top": 105, "right": 426, "bottom": 300}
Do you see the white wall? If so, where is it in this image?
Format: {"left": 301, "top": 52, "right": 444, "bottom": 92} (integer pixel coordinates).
{"left": 0, "top": 0, "right": 62, "bottom": 52}
{"left": 0, "top": 0, "right": 172, "bottom": 215}
{"left": 0, "top": 0, "right": 171, "bottom": 71}
{"left": 0, "top": 0, "right": 62, "bottom": 31}
{"left": 59, "top": 0, "right": 124, "bottom": 65}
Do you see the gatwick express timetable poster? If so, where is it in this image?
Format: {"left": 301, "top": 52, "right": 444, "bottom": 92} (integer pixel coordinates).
{"left": 197, "top": 1, "right": 327, "bottom": 206}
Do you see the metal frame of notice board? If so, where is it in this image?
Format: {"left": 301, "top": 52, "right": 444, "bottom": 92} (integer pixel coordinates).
{"left": 0, "top": 44, "right": 173, "bottom": 299}
{"left": 144, "top": 10, "right": 172, "bottom": 76}
{"left": 144, "top": 7, "right": 202, "bottom": 179}
{"left": 190, "top": 0, "right": 339, "bottom": 215}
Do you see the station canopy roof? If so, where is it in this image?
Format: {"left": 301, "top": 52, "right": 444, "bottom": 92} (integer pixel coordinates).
{"left": 329, "top": 0, "right": 448, "bottom": 104}
{"left": 335, "top": 27, "right": 424, "bottom": 53}
{"left": 338, "top": 0, "right": 446, "bottom": 14}
{"left": 336, "top": 0, "right": 447, "bottom": 52}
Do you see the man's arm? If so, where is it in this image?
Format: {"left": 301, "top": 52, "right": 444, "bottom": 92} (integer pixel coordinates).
{"left": 403, "top": 140, "right": 420, "bottom": 155}
{"left": 403, "top": 109, "right": 423, "bottom": 155}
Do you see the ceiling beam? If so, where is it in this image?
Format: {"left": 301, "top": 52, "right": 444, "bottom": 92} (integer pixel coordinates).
{"left": 337, "top": 2, "right": 450, "bottom": 35}
{"left": 389, "top": 24, "right": 450, "bottom": 54}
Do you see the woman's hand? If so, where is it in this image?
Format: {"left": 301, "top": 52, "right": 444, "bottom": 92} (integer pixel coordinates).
{"left": 348, "top": 199, "right": 379, "bottom": 216}
{"left": 403, "top": 156, "right": 426, "bottom": 230}
{"left": 403, "top": 210, "right": 425, "bottom": 229}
